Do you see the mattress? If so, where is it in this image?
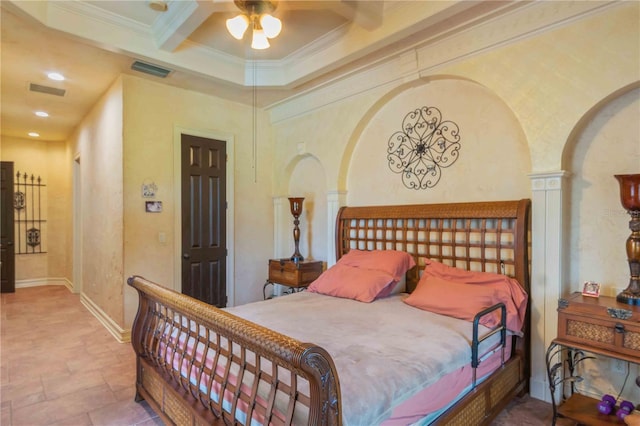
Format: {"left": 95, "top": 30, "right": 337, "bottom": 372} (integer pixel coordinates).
{"left": 225, "top": 291, "right": 505, "bottom": 425}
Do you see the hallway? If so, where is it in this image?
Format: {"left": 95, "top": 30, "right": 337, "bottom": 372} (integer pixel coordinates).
{"left": 1, "top": 285, "right": 161, "bottom": 425}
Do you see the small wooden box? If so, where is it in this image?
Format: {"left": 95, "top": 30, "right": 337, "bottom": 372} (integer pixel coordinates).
{"left": 268, "top": 259, "right": 323, "bottom": 289}
{"left": 557, "top": 292, "right": 640, "bottom": 361}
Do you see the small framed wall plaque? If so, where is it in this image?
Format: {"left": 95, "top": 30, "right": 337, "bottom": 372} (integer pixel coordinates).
{"left": 582, "top": 281, "right": 600, "bottom": 298}
{"left": 145, "top": 201, "right": 163, "bottom": 213}
{"left": 142, "top": 181, "right": 157, "bottom": 198}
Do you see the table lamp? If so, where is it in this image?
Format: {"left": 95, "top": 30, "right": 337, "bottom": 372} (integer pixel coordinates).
{"left": 615, "top": 174, "right": 640, "bottom": 305}
{"left": 288, "top": 197, "right": 304, "bottom": 263}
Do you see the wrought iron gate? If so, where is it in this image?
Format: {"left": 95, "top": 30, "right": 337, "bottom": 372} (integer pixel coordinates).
{"left": 14, "top": 171, "right": 46, "bottom": 254}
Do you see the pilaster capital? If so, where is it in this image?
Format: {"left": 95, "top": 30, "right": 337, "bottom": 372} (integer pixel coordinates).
{"left": 529, "top": 171, "right": 571, "bottom": 191}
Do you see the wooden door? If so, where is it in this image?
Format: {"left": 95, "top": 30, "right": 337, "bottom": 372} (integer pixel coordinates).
{"left": 181, "top": 134, "right": 227, "bottom": 307}
{"left": 1, "top": 162, "right": 15, "bottom": 293}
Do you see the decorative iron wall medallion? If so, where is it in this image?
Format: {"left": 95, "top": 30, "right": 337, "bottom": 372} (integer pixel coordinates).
{"left": 387, "top": 106, "right": 461, "bottom": 190}
{"left": 26, "top": 228, "right": 41, "bottom": 247}
{"left": 14, "top": 191, "right": 25, "bottom": 210}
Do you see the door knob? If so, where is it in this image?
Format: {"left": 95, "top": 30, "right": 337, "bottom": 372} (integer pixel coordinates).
{"left": 183, "top": 253, "right": 191, "bottom": 259}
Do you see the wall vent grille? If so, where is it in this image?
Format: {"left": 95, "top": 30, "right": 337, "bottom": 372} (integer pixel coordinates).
{"left": 131, "top": 60, "right": 172, "bottom": 78}
{"left": 29, "top": 83, "right": 66, "bottom": 97}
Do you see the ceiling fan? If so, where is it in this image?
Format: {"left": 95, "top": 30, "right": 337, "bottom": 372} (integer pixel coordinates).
{"left": 226, "top": 0, "right": 282, "bottom": 50}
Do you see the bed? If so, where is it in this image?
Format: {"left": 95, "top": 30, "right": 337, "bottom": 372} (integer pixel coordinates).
{"left": 128, "top": 198, "right": 531, "bottom": 425}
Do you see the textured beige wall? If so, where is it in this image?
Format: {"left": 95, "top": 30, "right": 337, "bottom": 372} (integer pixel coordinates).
{"left": 1, "top": 136, "right": 70, "bottom": 282}
{"left": 273, "top": 2, "right": 639, "bottom": 191}
{"left": 440, "top": 3, "right": 639, "bottom": 173}
{"left": 69, "top": 77, "right": 124, "bottom": 326}
{"left": 121, "top": 75, "right": 274, "bottom": 325}
{"left": 348, "top": 79, "right": 530, "bottom": 206}
{"left": 270, "top": 3, "right": 639, "bottom": 401}
{"left": 272, "top": 3, "right": 639, "bottom": 270}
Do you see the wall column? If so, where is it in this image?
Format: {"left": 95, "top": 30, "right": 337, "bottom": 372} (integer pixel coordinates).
{"left": 270, "top": 196, "right": 288, "bottom": 297}
{"left": 326, "top": 190, "right": 347, "bottom": 266}
{"left": 528, "top": 171, "right": 570, "bottom": 402}
{"left": 272, "top": 196, "right": 286, "bottom": 257}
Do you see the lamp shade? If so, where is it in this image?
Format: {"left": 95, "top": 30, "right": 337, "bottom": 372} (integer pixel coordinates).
{"left": 226, "top": 15, "right": 249, "bottom": 39}
{"left": 260, "top": 14, "right": 282, "bottom": 38}
{"left": 251, "top": 29, "right": 270, "bottom": 49}
{"left": 615, "top": 174, "right": 640, "bottom": 211}
{"left": 288, "top": 197, "right": 304, "bottom": 216}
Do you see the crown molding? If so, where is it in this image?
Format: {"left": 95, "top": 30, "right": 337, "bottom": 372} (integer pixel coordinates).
{"left": 11, "top": 0, "right": 621, "bottom": 95}
{"left": 267, "top": 0, "right": 620, "bottom": 121}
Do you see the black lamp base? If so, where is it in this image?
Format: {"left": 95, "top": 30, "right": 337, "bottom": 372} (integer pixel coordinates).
{"left": 616, "top": 289, "right": 640, "bottom": 305}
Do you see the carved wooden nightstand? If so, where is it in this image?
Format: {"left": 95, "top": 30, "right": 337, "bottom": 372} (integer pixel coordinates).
{"left": 546, "top": 292, "right": 640, "bottom": 425}
{"left": 263, "top": 259, "right": 323, "bottom": 299}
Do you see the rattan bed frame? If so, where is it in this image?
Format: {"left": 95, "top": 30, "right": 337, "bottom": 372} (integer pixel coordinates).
{"left": 128, "top": 198, "right": 531, "bottom": 425}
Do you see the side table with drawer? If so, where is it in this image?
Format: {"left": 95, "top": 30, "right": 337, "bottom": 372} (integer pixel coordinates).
{"left": 546, "top": 292, "right": 640, "bottom": 425}
{"left": 263, "top": 259, "right": 323, "bottom": 299}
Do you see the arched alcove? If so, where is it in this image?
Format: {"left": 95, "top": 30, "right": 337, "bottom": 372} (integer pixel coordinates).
{"left": 563, "top": 85, "right": 640, "bottom": 401}
{"left": 282, "top": 154, "right": 328, "bottom": 262}
{"left": 566, "top": 86, "right": 640, "bottom": 294}
{"left": 340, "top": 76, "right": 531, "bottom": 206}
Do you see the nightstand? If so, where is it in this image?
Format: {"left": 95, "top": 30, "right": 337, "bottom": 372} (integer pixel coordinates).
{"left": 546, "top": 292, "right": 640, "bottom": 425}
{"left": 263, "top": 259, "right": 323, "bottom": 299}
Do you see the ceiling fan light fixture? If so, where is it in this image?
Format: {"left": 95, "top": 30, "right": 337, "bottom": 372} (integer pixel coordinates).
{"left": 227, "top": 0, "right": 279, "bottom": 49}
{"left": 260, "top": 14, "right": 281, "bottom": 38}
{"left": 226, "top": 14, "right": 250, "bottom": 40}
{"left": 251, "top": 28, "right": 270, "bottom": 49}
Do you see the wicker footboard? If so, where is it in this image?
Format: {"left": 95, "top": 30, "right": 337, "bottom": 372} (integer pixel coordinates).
{"left": 128, "top": 276, "right": 341, "bottom": 426}
{"left": 135, "top": 358, "right": 219, "bottom": 425}
{"left": 434, "top": 355, "right": 526, "bottom": 425}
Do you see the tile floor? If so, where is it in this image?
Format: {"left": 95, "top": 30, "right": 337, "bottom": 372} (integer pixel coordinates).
{"left": 1, "top": 285, "right": 161, "bottom": 425}
{"left": 1, "top": 285, "right": 553, "bottom": 426}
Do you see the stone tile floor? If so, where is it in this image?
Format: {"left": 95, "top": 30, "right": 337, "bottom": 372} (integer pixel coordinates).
{"left": 1, "top": 285, "right": 552, "bottom": 425}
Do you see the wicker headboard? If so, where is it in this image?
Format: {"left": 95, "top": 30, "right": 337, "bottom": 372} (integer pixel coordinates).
{"left": 335, "top": 199, "right": 531, "bottom": 295}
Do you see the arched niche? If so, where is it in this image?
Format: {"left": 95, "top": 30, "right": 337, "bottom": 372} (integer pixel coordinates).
{"left": 282, "top": 153, "right": 328, "bottom": 262}
{"left": 565, "top": 84, "right": 640, "bottom": 295}
{"left": 562, "top": 83, "right": 639, "bottom": 402}
{"left": 340, "top": 76, "right": 531, "bottom": 206}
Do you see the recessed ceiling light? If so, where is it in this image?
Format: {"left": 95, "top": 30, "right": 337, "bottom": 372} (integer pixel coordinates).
{"left": 35, "top": 111, "right": 49, "bottom": 117}
{"left": 47, "top": 72, "right": 65, "bottom": 81}
{"left": 28, "top": 132, "right": 40, "bottom": 137}
{"left": 149, "top": 1, "right": 168, "bottom": 12}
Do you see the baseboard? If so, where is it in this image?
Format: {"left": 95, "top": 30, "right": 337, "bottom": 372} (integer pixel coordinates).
{"left": 530, "top": 377, "right": 551, "bottom": 403}
{"left": 80, "top": 293, "right": 131, "bottom": 343}
{"left": 16, "top": 277, "right": 73, "bottom": 292}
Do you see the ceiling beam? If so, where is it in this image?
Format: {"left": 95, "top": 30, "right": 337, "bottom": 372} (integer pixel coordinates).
{"left": 328, "top": 0, "right": 383, "bottom": 31}
{"left": 152, "top": 0, "right": 230, "bottom": 52}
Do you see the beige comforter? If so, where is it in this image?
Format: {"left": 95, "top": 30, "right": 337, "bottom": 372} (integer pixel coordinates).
{"left": 226, "top": 291, "right": 498, "bottom": 425}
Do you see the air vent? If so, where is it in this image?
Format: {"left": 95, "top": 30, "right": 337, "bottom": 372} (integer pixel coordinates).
{"left": 131, "top": 60, "right": 172, "bottom": 78}
{"left": 29, "top": 83, "right": 66, "bottom": 97}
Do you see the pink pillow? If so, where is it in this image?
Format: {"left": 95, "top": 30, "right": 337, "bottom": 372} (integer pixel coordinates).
{"left": 307, "top": 263, "right": 395, "bottom": 303}
{"left": 338, "top": 249, "right": 416, "bottom": 282}
{"left": 418, "top": 259, "right": 528, "bottom": 333}
{"left": 404, "top": 275, "right": 501, "bottom": 328}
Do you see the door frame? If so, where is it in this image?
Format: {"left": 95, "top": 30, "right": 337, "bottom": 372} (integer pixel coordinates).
{"left": 173, "top": 126, "right": 235, "bottom": 306}
{"left": 72, "top": 154, "right": 82, "bottom": 294}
